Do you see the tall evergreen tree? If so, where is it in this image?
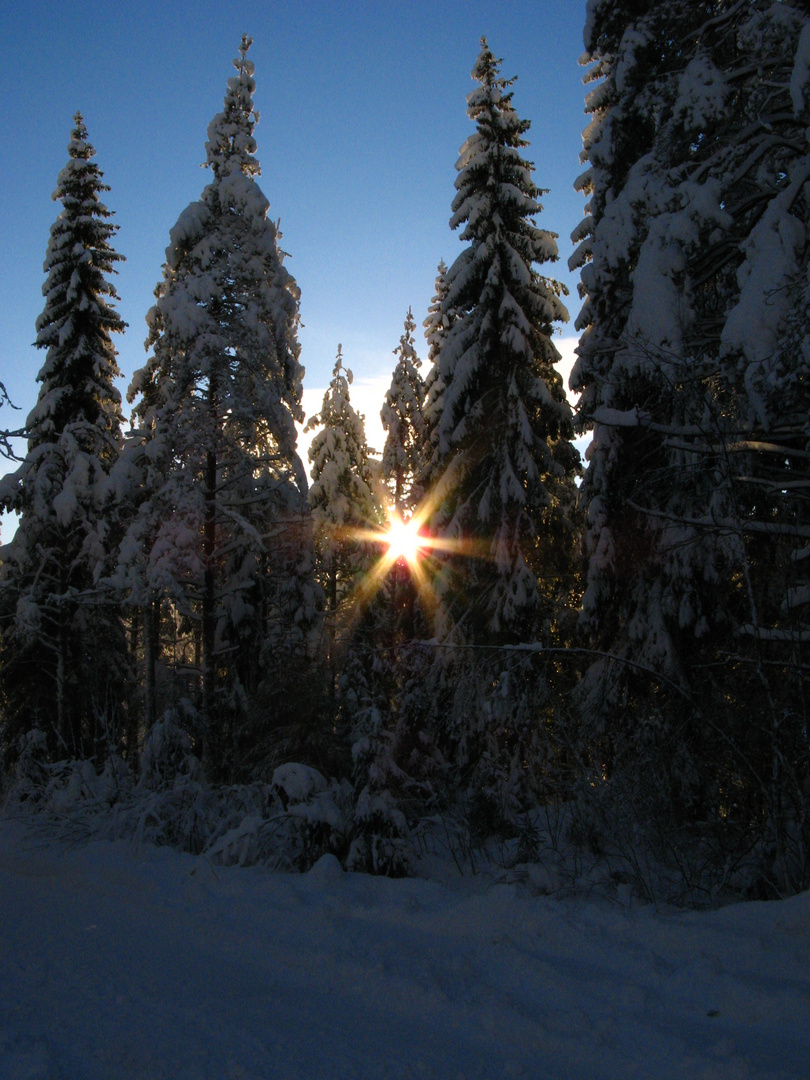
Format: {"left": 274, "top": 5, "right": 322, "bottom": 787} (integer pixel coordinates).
{"left": 572, "top": 0, "right": 810, "bottom": 712}
{"left": 404, "top": 40, "right": 582, "bottom": 835}
{"left": 436, "top": 38, "right": 578, "bottom": 643}
{"left": 381, "top": 308, "right": 427, "bottom": 516}
{"left": 571, "top": 0, "right": 732, "bottom": 700}
{"left": 118, "top": 37, "right": 314, "bottom": 772}
{"left": 0, "top": 114, "right": 129, "bottom": 762}
{"left": 571, "top": 0, "right": 810, "bottom": 893}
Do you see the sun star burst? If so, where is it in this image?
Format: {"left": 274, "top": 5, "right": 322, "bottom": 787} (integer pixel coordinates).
{"left": 342, "top": 483, "right": 489, "bottom": 626}
{"left": 383, "top": 514, "right": 425, "bottom": 567}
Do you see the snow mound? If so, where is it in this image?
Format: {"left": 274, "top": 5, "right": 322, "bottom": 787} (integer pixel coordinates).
{"left": 308, "top": 851, "right": 343, "bottom": 882}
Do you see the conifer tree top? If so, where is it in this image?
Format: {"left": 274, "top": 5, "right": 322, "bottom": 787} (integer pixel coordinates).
{"left": 205, "top": 34, "right": 260, "bottom": 179}
{"left": 469, "top": 36, "right": 518, "bottom": 107}
{"left": 43, "top": 111, "right": 122, "bottom": 283}
{"left": 132, "top": 33, "right": 305, "bottom": 485}
{"left": 65, "top": 112, "right": 97, "bottom": 164}
{"left": 432, "top": 38, "right": 575, "bottom": 639}
{"left": 450, "top": 37, "right": 543, "bottom": 244}
{"left": 381, "top": 308, "right": 427, "bottom": 514}
{"left": 27, "top": 112, "right": 125, "bottom": 450}
{"left": 307, "top": 345, "right": 377, "bottom": 529}
{"left": 306, "top": 345, "right": 357, "bottom": 434}
{"left": 439, "top": 38, "right": 568, "bottom": 454}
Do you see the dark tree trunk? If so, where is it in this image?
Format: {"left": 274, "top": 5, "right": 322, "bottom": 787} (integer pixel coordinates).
{"left": 201, "top": 447, "right": 217, "bottom": 769}
{"left": 145, "top": 597, "right": 160, "bottom": 731}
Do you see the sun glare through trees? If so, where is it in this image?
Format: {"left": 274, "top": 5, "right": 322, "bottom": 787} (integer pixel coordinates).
{"left": 382, "top": 514, "right": 425, "bottom": 568}
{"left": 4, "top": 6, "right": 810, "bottom": 902}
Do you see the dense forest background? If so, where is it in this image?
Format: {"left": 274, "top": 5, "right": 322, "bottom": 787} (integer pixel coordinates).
{"left": 3, "top": 2, "right": 810, "bottom": 903}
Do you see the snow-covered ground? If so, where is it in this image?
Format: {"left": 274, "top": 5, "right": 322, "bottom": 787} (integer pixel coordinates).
{"left": 1, "top": 821, "right": 808, "bottom": 1080}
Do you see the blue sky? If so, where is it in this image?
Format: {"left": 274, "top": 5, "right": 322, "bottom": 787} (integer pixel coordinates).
{"left": 0, "top": 0, "right": 589, "bottom": 463}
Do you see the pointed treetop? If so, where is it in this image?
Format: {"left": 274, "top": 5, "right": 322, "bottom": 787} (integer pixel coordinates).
{"left": 333, "top": 343, "right": 353, "bottom": 385}
{"left": 205, "top": 34, "right": 260, "bottom": 179}
{"left": 57, "top": 112, "right": 113, "bottom": 203}
{"left": 395, "top": 307, "right": 421, "bottom": 369}
{"left": 381, "top": 308, "right": 427, "bottom": 513}
{"left": 25, "top": 112, "right": 125, "bottom": 451}
{"left": 470, "top": 36, "right": 517, "bottom": 97}
{"left": 68, "top": 112, "right": 92, "bottom": 158}
{"left": 464, "top": 37, "right": 524, "bottom": 147}
{"left": 472, "top": 37, "right": 496, "bottom": 81}
{"left": 305, "top": 344, "right": 361, "bottom": 439}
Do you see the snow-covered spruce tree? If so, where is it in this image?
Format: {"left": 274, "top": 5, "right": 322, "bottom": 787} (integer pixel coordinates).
{"left": 420, "top": 260, "right": 456, "bottom": 495}
{"left": 420, "top": 40, "right": 580, "bottom": 835}
{"left": 306, "top": 346, "right": 382, "bottom": 618}
{"left": 571, "top": 0, "right": 737, "bottom": 705}
{"left": 305, "top": 345, "right": 385, "bottom": 774}
{"left": 310, "top": 328, "right": 436, "bottom": 875}
{"left": 436, "top": 38, "right": 578, "bottom": 645}
{"left": 571, "top": 0, "right": 810, "bottom": 894}
{"left": 351, "top": 262, "right": 462, "bottom": 845}
{"left": 380, "top": 308, "right": 427, "bottom": 516}
{"left": 0, "top": 114, "right": 129, "bottom": 763}
{"left": 378, "top": 308, "right": 436, "bottom": 660}
{"left": 119, "top": 37, "right": 317, "bottom": 777}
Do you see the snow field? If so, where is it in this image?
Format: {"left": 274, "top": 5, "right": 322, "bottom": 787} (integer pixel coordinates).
{"left": 1, "top": 823, "right": 808, "bottom": 1079}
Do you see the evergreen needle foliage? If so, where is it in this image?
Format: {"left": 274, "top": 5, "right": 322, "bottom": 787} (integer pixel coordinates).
{"left": 0, "top": 114, "right": 129, "bottom": 763}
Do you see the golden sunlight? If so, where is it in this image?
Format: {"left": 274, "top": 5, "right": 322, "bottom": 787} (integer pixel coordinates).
{"left": 344, "top": 482, "right": 488, "bottom": 627}
{"left": 383, "top": 515, "right": 424, "bottom": 567}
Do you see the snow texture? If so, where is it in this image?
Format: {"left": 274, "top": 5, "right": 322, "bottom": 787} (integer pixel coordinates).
{"left": 0, "top": 821, "right": 808, "bottom": 1080}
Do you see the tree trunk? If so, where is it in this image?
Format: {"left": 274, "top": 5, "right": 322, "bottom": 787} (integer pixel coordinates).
{"left": 145, "top": 597, "right": 159, "bottom": 731}
{"left": 201, "top": 447, "right": 217, "bottom": 769}
{"left": 56, "top": 609, "right": 70, "bottom": 756}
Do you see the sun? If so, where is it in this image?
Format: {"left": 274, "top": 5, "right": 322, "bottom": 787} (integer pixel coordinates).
{"left": 383, "top": 515, "right": 424, "bottom": 567}
{"left": 343, "top": 491, "right": 486, "bottom": 625}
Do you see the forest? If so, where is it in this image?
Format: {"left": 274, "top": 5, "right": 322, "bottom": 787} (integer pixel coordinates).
{"left": 2, "top": 1, "right": 810, "bottom": 905}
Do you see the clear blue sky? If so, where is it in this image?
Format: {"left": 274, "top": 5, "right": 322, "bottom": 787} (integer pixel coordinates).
{"left": 0, "top": 0, "right": 589, "bottom": 462}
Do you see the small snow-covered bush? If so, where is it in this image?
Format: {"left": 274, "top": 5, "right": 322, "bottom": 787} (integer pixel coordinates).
{"left": 138, "top": 705, "right": 201, "bottom": 790}
{"left": 205, "top": 764, "right": 350, "bottom": 870}
{"left": 3, "top": 736, "right": 135, "bottom": 844}
{"left": 270, "top": 764, "right": 351, "bottom": 870}
{"left": 5, "top": 733, "right": 349, "bottom": 873}
{"left": 346, "top": 786, "right": 413, "bottom": 877}
{"left": 272, "top": 762, "right": 329, "bottom": 806}
{"left": 9, "top": 729, "right": 51, "bottom": 795}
